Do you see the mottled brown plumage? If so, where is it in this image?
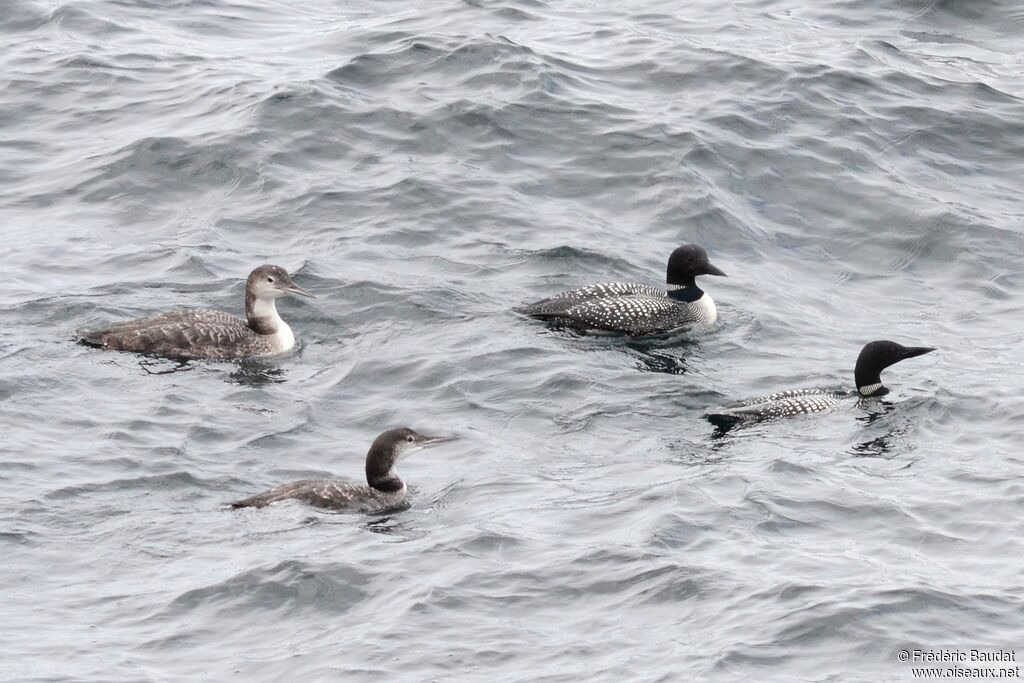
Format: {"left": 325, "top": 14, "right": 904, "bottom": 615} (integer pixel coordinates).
{"left": 77, "top": 265, "right": 313, "bottom": 359}
{"left": 230, "top": 428, "right": 455, "bottom": 513}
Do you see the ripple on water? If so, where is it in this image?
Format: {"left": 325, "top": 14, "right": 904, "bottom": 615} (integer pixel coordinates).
{"left": 2, "top": 1, "right": 1024, "bottom": 680}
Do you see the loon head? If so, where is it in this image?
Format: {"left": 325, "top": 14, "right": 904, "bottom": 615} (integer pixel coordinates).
{"left": 365, "top": 427, "right": 456, "bottom": 493}
{"left": 854, "top": 340, "right": 935, "bottom": 397}
{"left": 666, "top": 245, "right": 727, "bottom": 286}
{"left": 247, "top": 264, "right": 315, "bottom": 301}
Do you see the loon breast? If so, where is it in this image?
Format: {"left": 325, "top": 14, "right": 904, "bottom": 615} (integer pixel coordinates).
{"left": 689, "top": 291, "right": 717, "bottom": 326}
{"left": 271, "top": 321, "right": 296, "bottom": 353}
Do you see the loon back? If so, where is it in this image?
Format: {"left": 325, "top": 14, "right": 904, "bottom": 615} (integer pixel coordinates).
{"left": 524, "top": 287, "right": 717, "bottom": 335}
{"left": 77, "top": 309, "right": 287, "bottom": 360}
{"left": 519, "top": 282, "right": 668, "bottom": 315}
{"left": 705, "top": 388, "right": 855, "bottom": 427}
{"left": 229, "top": 478, "right": 407, "bottom": 513}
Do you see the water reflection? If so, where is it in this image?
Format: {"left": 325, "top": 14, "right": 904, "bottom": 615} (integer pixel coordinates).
{"left": 228, "top": 360, "right": 287, "bottom": 386}
{"left": 664, "top": 435, "right": 729, "bottom": 464}
{"left": 850, "top": 399, "right": 907, "bottom": 457}
{"left": 629, "top": 347, "right": 691, "bottom": 375}
{"left": 138, "top": 358, "right": 194, "bottom": 375}
{"left": 364, "top": 515, "right": 401, "bottom": 536}
{"left": 134, "top": 356, "right": 289, "bottom": 385}
{"left": 541, "top": 326, "right": 698, "bottom": 375}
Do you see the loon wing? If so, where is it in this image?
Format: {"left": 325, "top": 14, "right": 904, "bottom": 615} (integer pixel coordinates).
{"left": 518, "top": 281, "right": 665, "bottom": 316}
{"left": 230, "top": 478, "right": 386, "bottom": 512}
{"left": 706, "top": 389, "right": 850, "bottom": 424}
{"left": 532, "top": 295, "right": 698, "bottom": 335}
{"left": 77, "top": 309, "right": 254, "bottom": 359}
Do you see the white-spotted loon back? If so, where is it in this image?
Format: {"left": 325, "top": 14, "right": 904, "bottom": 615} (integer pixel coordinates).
{"left": 520, "top": 282, "right": 717, "bottom": 336}
{"left": 705, "top": 388, "right": 855, "bottom": 429}
{"left": 518, "top": 281, "right": 666, "bottom": 316}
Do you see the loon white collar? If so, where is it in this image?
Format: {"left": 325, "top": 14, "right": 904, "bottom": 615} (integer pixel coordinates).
{"left": 857, "top": 382, "right": 884, "bottom": 397}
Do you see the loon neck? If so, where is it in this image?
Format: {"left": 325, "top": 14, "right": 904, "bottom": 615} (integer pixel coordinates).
{"left": 667, "top": 279, "right": 704, "bottom": 303}
{"left": 855, "top": 360, "right": 888, "bottom": 397}
{"left": 365, "top": 445, "right": 404, "bottom": 493}
{"left": 368, "top": 470, "right": 404, "bottom": 493}
{"left": 245, "top": 292, "right": 284, "bottom": 336}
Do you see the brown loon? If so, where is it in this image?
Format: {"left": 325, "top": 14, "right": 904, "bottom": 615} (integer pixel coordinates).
{"left": 230, "top": 428, "right": 455, "bottom": 513}
{"left": 76, "top": 264, "right": 313, "bottom": 359}
{"left": 518, "top": 245, "right": 726, "bottom": 335}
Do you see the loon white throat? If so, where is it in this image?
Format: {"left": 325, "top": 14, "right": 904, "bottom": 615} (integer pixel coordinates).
{"left": 705, "top": 340, "right": 936, "bottom": 428}
{"left": 517, "top": 244, "right": 727, "bottom": 335}
{"left": 76, "top": 264, "right": 314, "bottom": 360}
{"left": 230, "top": 428, "right": 456, "bottom": 513}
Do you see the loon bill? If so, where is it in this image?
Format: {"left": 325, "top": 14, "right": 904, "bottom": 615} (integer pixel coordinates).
{"left": 76, "top": 264, "right": 314, "bottom": 360}
{"left": 517, "top": 244, "right": 727, "bottom": 335}
{"left": 230, "top": 428, "right": 455, "bottom": 513}
{"left": 705, "top": 340, "right": 936, "bottom": 428}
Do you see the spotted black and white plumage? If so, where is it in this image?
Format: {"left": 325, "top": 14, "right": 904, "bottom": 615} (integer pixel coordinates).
{"left": 519, "top": 245, "right": 726, "bottom": 335}
{"left": 523, "top": 282, "right": 668, "bottom": 312}
{"left": 705, "top": 341, "right": 936, "bottom": 427}
{"left": 76, "top": 264, "right": 313, "bottom": 360}
{"left": 710, "top": 388, "right": 854, "bottom": 421}
{"left": 230, "top": 428, "right": 455, "bottom": 513}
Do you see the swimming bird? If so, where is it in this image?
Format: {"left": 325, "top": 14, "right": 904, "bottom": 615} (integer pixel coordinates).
{"left": 518, "top": 245, "right": 726, "bottom": 335}
{"left": 705, "top": 340, "right": 936, "bottom": 427}
{"left": 76, "top": 264, "right": 313, "bottom": 359}
{"left": 230, "top": 428, "right": 455, "bottom": 512}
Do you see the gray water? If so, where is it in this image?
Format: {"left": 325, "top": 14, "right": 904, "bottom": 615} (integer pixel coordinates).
{"left": 2, "top": 1, "right": 1023, "bottom": 681}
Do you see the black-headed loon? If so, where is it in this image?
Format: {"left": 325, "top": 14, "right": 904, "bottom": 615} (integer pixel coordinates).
{"left": 76, "top": 265, "right": 313, "bottom": 360}
{"left": 518, "top": 244, "right": 727, "bottom": 335}
{"left": 705, "top": 340, "right": 936, "bottom": 427}
{"left": 230, "top": 428, "right": 455, "bottom": 513}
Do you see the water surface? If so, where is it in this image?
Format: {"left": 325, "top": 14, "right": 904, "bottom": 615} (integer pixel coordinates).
{"left": 2, "top": 1, "right": 1023, "bottom": 680}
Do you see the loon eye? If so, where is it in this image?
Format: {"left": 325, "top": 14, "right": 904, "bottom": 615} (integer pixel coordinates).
{"left": 267, "top": 277, "right": 274, "bottom": 283}
{"left": 406, "top": 435, "right": 414, "bottom": 443}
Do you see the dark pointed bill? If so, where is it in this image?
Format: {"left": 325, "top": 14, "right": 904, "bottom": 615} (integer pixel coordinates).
{"left": 703, "top": 263, "right": 727, "bottom": 277}
{"left": 901, "top": 346, "right": 936, "bottom": 359}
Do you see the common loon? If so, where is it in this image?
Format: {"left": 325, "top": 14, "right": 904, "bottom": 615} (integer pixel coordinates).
{"left": 230, "top": 428, "right": 455, "bottom": 513}
{"left": 518, "top": 245, "right": 726, "bottom": 335}
{"left": 76, "top": 264, "right": 313, "bottom": 360}
{"left": 705, "top": 340, "right": 936, "bottom": 427}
